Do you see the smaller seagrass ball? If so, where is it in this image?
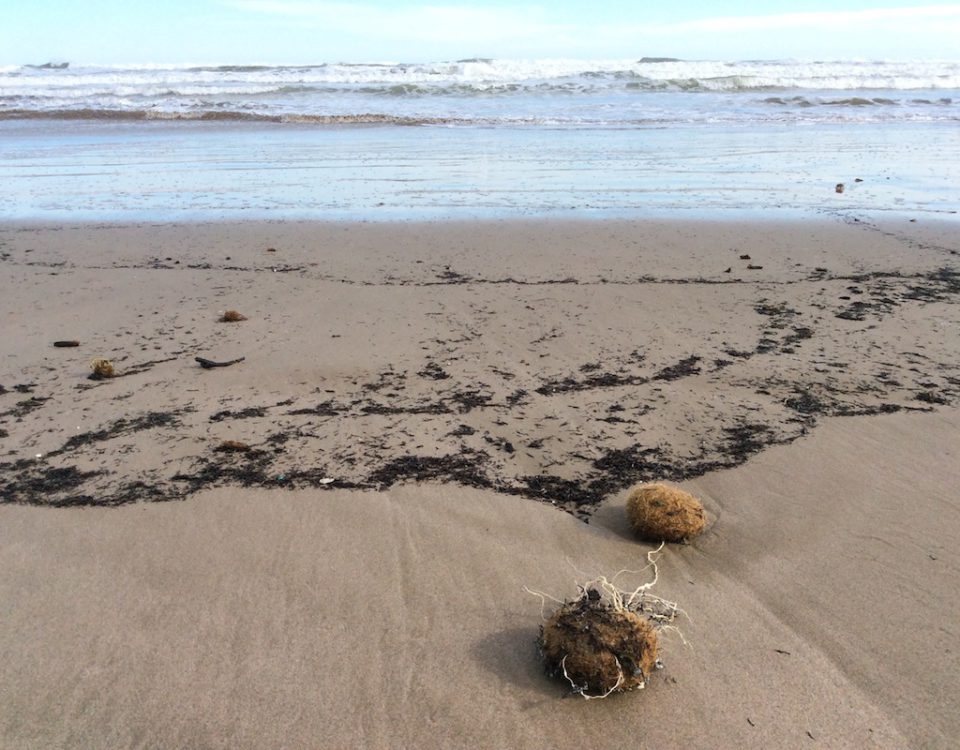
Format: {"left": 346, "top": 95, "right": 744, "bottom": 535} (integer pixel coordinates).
{"left": 541, "top": 594, "right": 658, "bottom": 696}
{"left": 626, "top": 483, "right": 705, "bottom": 542}
{"left": 219, "top": 310, "right": 247, "bottom": 322}
{"left": 215, "top": 440, "right": 251, "bottom": 453}
{"left": 89, "top": 358, "right": 116, "bottom": 379}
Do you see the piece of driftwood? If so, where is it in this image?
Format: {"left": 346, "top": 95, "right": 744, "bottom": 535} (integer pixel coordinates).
{"left": 54, "top": 340, "right": 80, "bottom": 347}
{"left": 195, "top": 356, "right": 245, "bottom": 369}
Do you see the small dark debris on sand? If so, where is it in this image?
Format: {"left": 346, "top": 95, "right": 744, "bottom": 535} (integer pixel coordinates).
{"left": 218, "top": 310, "right": 247, "bottom": 323}
{"left": 418, "top": 362, "right": 451, "bottom": 380}
{"left": 215, "top": 440, "right": 252, "bottom": 452}
{"left": 0, "top": 396, "right": 51, "bottom": 421}
{"left": 449, "top": 389, "right": 493, "bottom": 412}
{"left": 785, "top": 391, "right": 824, "bottom": 415}
{"left": 915, "top": 390, "right": 950, "bottom": 405}
{"left": 48, "top": 411, "right": 184, "bottom": 457}
{"left": 369, "top": 449, "right": 493, "bottom": 489}
{"left": 196, "top": 356, "right": 245, "bottom": 369}
{"left": 653, "top": 356, "right": 701, "bottom": 381}
{"left": 287, "top": 400, "right": 344, "bottom": 417}
{"left": 0, "top": 464, "right": 105, "bottom": 504}
{"left": 209, "top": 406, "right": 267, "bottom": 422}
{"left": 536, "top": 371, "right": 646, "bottom": 396}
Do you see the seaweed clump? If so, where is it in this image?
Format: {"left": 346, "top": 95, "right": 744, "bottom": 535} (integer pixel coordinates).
{"left": 541, "top": 594, "right": 658, "bottom": 697}
{"left": 89, "top": 358, "right": 116, "bottom": 379}
{"left": 530, "top": 547, "right": 681, "bottom": 699}
{"left": 219, "top": 310, "right": 247, "bottom": 322}
{"left": 626, "top": 483, "right": 706, "bottom": 542}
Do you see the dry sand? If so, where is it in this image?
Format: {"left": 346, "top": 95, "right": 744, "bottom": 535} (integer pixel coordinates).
{"left": 1, "top": 217, "right": 959, "bottom": 748}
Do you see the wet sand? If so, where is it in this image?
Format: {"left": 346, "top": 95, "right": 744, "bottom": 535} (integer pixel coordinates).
{"left": 1, "top": 216, "right": 959, "bottom": 747}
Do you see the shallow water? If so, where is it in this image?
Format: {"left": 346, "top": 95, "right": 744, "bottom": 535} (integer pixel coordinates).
{"left": 1, "top": 119, "right": 957, "bottom": 222}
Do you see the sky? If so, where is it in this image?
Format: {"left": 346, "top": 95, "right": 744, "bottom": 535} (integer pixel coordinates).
{"left": 1, "top": 1, "right": 959, "bottom": 65}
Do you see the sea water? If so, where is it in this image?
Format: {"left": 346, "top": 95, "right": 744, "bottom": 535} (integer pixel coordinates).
{"left": 1, "top": 58, "right": 958, "bottom": 220}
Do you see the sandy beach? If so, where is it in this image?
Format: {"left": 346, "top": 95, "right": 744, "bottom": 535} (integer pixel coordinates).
{"left": 1, "top": 216, "right": 959, "bottom": 748}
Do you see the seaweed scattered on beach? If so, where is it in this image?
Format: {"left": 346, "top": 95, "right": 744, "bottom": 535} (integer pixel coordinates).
{"left": 209, "top": 406, "right": 268, "bottom": 422}
{"left": 0, "top": 395, "right": 50, "bottom": 421}
{"left": 536, "top": 371, "right": 647, "bottom": 396}
{"left": 0, "top": 384, "right": 33, "bottom": 396}
{"left": 48, "top": 410, "right": 184, "bottom": 457}
{"left": 0, "top": 464, "right": 105, "bottom": 504}
{"left": 449, "top": 388, "right": 494, "bottom": 412}
{"left": 369, "top": 449, "right": 493, "bottom": 489}
{"left": 360, "top": 400, "right": 451, "bottom": 415}
{"left": 287, "top": 400, "right": 344, "bottom": 417}
{"left": 418, "top": 362, "right": 451, "bottom": 380}
{"left": 4, "top": 240, "right": 958, "bottom": 514}
{"left": 652, "top": 356, "right": 702, "bottom": 381}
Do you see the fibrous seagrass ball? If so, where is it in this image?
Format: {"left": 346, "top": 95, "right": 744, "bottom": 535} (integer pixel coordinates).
{"left": 215, "top": 440, "right": 251, "bottom": 453}
{"left": 89, "top": 358, "right": 116, "bottom": 379}
{"left": 626, "top": 483, "right": 705, "bottom": 542}
{"left": 219, "top": 310, "right": 247, "bottom": 322}
{"left": 540, "top": 592, "right": 659, "bottom": 696}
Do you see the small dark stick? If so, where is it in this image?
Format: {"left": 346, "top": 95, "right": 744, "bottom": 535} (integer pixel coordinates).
{"left": 53, "top": 340, "right": 80, "bottom": 347}
{"left": 195, "top": 356, "right": 245, "bottom": 369}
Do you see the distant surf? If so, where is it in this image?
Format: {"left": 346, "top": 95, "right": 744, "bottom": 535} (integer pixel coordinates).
{"left": 2, "top": 58, "right": 958, "bottom": 126}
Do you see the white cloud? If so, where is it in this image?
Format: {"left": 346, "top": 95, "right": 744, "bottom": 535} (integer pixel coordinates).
{"left": 220, "top": 2, "right": 960, "bottom": 58}
{"left": 674, "top": 5, "right": 960, "bottom": 33}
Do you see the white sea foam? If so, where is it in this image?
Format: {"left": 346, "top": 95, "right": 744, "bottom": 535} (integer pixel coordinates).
{"left": 2, "top": 58, "right": 958, "bottom": 124}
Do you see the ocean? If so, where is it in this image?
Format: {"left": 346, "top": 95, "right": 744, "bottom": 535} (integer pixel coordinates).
{"left": 1, "top": 58, "right": 958, "bottom": 220}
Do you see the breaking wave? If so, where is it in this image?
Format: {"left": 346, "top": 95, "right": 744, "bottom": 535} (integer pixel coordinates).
{"left": 2, "top": 58, "right": 958, "bottom": 125}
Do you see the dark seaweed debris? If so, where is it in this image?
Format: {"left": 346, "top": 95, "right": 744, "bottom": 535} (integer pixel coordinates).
{"left": 449, "top": 389, "right": 493, "bottom": 412}
{"left": 915, "top": 390, "right": 950, "bottom": 405}
{"left": 172, "top": 449, "right": 278, "bottom": 491}
{"left": 287, "top": 400, "right": 344, "bottom": 417}
{"left": 0, "top": 395, "right": 50, "bottom": 421}
{"left": 209, "top": 406, "right": 268, "bottom": 422}
{"left": 785, "top": 391, "right": 824, "bottom": 415}
{"left": 418, "top": 362, "right": 451, "bottom": 380}
{"left": 507, "top": 422, "right": 794, "bottom": 511}
{"left": 359, "top": 400, "right": 451, "bottom": 415}
{"left": 0, "top": 464, "right": 105, "bottom": 504}
{"left": 49, "top": 411, "right": 182, "bottom": 457}
{"left": 652, "top": 356, "right": 702, "bottom": 381}
{"left": 368, "top": 449, "right": 493, "bottom": 488}
{"left": 536, "top": 372, "right": 646, "bottom": 396}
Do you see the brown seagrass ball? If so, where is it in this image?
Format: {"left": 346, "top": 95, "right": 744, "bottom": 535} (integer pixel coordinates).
{"left": 626, "top": 483, "right": 706, "bottom": 542}
{"left": 89, "top": 358, "right": 116, "bottom": 379}
{"left": 540, "top": 594, "right": 659, "bottom": 696}
{"left": 219, "top": 310, "right": 247, "bottom": 322}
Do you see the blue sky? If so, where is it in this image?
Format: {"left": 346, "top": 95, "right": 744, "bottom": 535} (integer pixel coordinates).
{"left": 2, "top": 1, "right": 959, "bottom": 64}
